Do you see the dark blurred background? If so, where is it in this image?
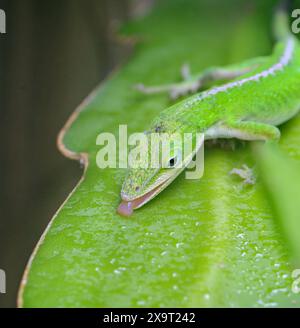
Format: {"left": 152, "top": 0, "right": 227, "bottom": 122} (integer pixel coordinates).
{"left": 0, "top": 0, "right": 145, "bottom": 308}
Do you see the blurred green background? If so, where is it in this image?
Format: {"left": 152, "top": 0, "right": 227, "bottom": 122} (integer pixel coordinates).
{"left": 0, "top": 0, "right": 138, "bottom": 307}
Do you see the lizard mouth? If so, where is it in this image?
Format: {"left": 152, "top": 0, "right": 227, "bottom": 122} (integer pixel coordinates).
{"left": 117, "top": 179, "right": 169, "bottom": 217}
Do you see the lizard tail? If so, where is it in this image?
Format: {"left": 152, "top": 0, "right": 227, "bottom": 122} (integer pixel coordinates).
{"left": 273, "top": 0, "right": 292, "bottom": 41}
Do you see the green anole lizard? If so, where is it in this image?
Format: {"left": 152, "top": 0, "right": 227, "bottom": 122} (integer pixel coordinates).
{"left": 118, "top": 3, "right": 300, "bottom": 217}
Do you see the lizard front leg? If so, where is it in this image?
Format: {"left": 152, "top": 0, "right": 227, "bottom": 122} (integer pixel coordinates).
{"left": 206, "top": 120, "right": 281, "bottom": 142}
{"left": 136, "top": 57, "right": 267, "bottom": 100}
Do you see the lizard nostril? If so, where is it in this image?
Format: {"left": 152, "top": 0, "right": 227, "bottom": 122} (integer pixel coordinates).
{"left": 135, "top": 186, "right": 140, "bottom": 192}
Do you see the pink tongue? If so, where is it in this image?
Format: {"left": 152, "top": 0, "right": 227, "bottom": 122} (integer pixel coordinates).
{"left": 117, "top": 201, "right": 134, "bottom": 217}
{"left": 117, "top": 185, "right": 162, "bottom": 217}
{"left": 117, "top": 192, "right": 153, "bottom": 217}
{"left": 117, "top": 196, "right": 146, "bottom": 217}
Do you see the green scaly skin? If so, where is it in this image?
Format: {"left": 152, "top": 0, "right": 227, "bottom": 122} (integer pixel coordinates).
{"left": 118, "top": 7, "right": 300, "bottom": 216}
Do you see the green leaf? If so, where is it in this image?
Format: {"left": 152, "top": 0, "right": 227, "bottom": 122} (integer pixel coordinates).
{"left": 256, "top": 143, "right": 300, "bottom": 266}
{"left": 19, "top": 0, "right": 300, "bottom": 307}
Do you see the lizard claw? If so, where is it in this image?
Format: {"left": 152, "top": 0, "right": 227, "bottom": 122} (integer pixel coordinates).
{"left": 181, "top": 63, "right": 191, "bottom": 80}
{"left": 134, "top": 83, "right": 148, "bottom": 93}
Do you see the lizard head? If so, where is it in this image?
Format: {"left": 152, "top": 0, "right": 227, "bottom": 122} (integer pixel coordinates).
{"left": 117, "top": 128, "right": 203, "bottom": 216}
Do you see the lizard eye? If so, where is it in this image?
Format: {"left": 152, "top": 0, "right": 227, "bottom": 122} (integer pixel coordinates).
{"left": 166, "top": 149, "right": 181, "bottom": 168}
{"left": 168, "top": 157, "right": 177, "bottom": 168}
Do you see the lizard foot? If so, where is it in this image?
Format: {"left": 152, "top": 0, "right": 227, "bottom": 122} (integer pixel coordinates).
{"left": 135, "top": 80, "right": 201, "bottom": 100}
{"left": 135, "top": 63, "right": 202, "bottom": 100}
{"left": 229, "top": 164, "right": 256, "bottom": 185}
